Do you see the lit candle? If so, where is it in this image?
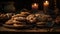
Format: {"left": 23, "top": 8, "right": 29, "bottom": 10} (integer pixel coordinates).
{"left": 43, "top": 1, "right": 49, "bottom": 7}
{"left": 32, "top": 3, "right": 38, "bottom": 9}
{"left": 43, "top": 1, "right": 49, "bottom": 14}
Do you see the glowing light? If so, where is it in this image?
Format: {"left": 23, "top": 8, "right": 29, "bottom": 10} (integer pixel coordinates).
{"left": 34, "top": 3, "right": 37, "bottom": 6}
{"left": 32, "top": 3, "right": 39, "bottom": 9}
{"left": 44, "top": 1, "right": 49, "bottom": 7}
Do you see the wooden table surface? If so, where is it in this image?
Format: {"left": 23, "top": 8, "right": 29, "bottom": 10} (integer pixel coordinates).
{"left": 0, "top": 26, "right": 60, "bottom": 32}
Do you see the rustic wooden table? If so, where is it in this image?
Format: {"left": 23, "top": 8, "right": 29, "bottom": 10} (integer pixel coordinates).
{"left": 0, "top": 26, "right": 51, "bottom": 32}
{"left": 0, "top": 25, "right": 60, "bottom": 32}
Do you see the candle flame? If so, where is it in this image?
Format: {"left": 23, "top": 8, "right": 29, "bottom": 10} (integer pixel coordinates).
{"left": 46, "top": 1, "right": 48, "bottom": 3}
{"left": 45, "top": 1, "right": 49, "bottom": 5}
{"left": 32, "top": 3, "right": 38, "bottom": 9}
{"left": 34, "top": 3, "right": 37, "bottom": 6}
{"left": 44, "top": 1, "right": 49, "bottom": 6}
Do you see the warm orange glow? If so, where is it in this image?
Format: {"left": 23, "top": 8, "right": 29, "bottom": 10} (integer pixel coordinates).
{"left": 44, "top": 1, "right": 49, "bottom": 7}
{"left": 32, "top": 3, "right": 38, "bottom": 9}
{"left": 34, "top": 3, "right": 37, "bottom": 6}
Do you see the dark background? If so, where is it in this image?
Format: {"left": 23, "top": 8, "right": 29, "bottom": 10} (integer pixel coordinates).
{"left": 0, "top": 0, "right": 60, "bottom": 10}
{"left": 13, "top": 0, "right": 60, "bottom": 10}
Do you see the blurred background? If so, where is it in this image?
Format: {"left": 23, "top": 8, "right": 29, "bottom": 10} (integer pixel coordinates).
{"left": 0, "top": 0, "right": 60, "bottom": 13}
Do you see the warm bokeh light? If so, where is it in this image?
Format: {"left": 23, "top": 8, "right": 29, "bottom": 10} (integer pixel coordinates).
{"left": 32, "top": 3, "right": 39, "bottom": 9}
{"left": 43, "top": 1, "right": 49, "bottom": 7}
{"left": 34, "top": 3, "right": 37, "bottom": 6}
